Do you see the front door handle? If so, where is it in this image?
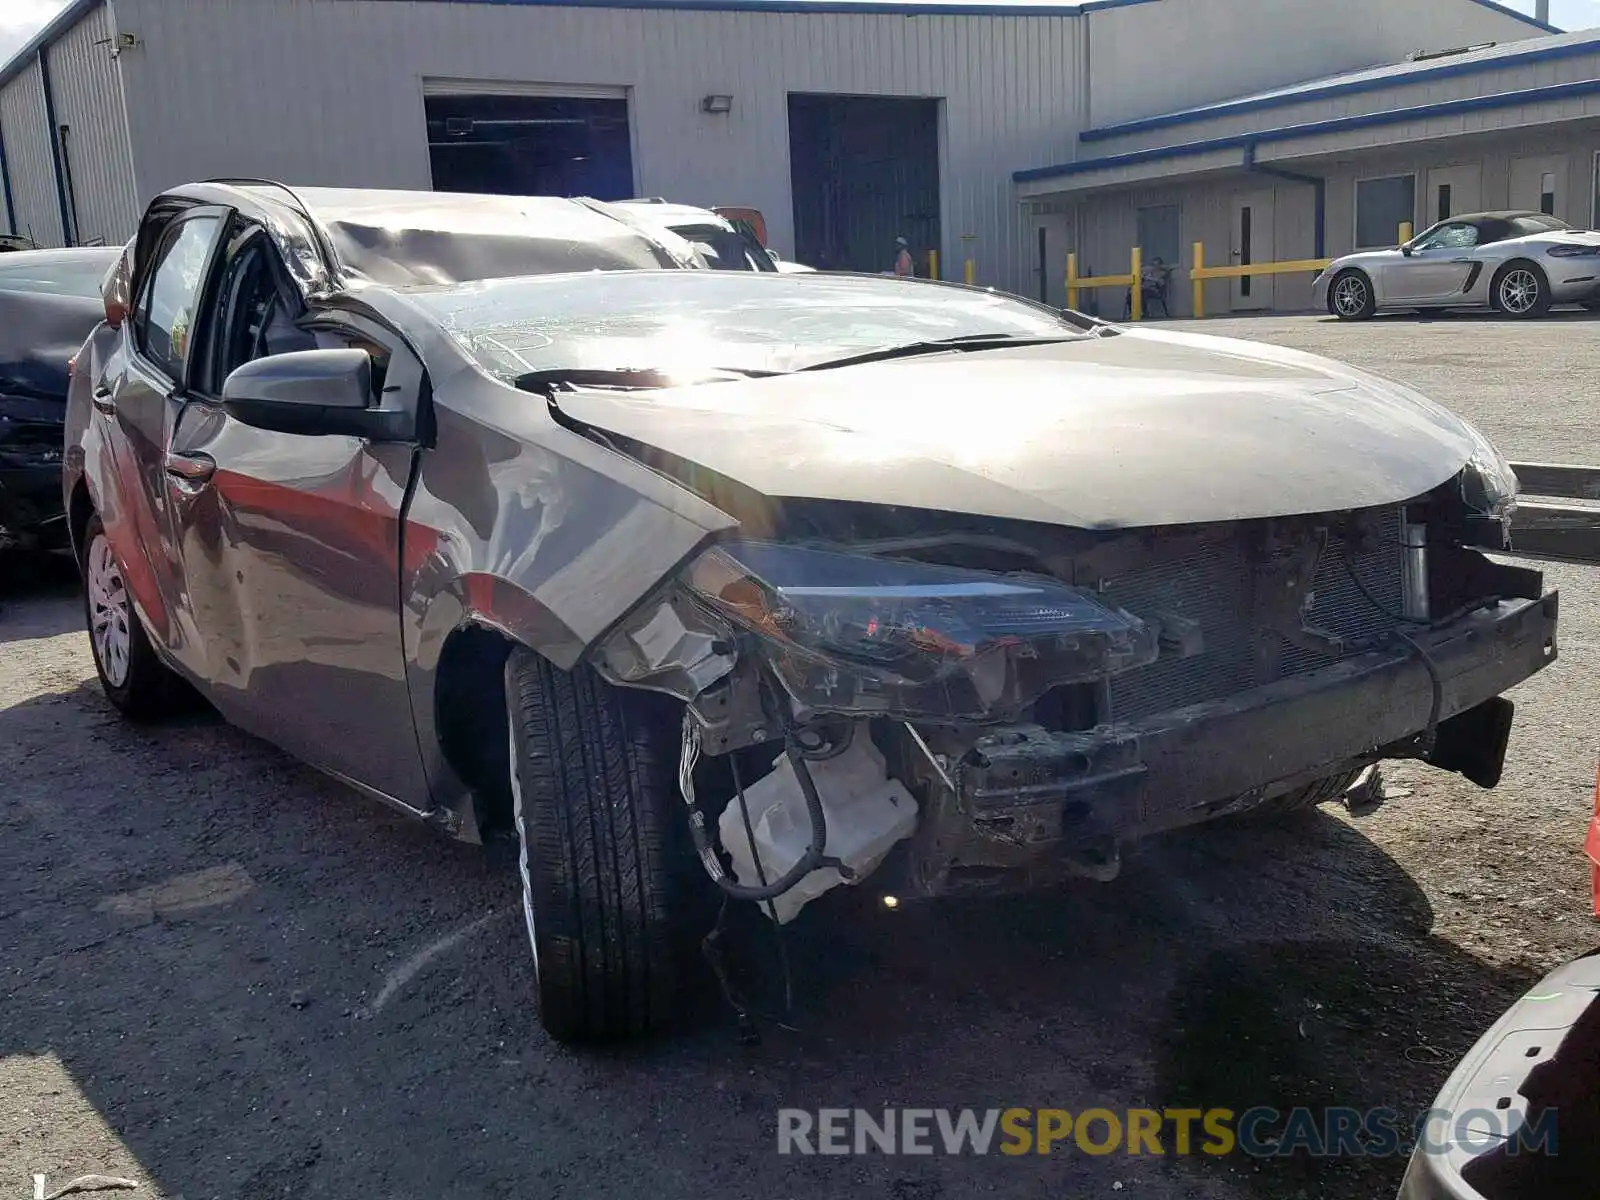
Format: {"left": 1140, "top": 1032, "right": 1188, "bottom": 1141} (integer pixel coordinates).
{"left": 91, "top": 386, "right": 116, "bottom": 416}
{"left": 165, "top": 451, "right": 216, "bottom": 485}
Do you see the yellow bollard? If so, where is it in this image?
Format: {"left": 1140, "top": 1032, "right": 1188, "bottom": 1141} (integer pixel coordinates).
{"left": 964, "top": 257, "right": 976, "bottom": 286}
{"left": 1398, "top": 221, "right": 1413, "bottom": 244}
{"left": 1191, "top": 240, "right": 1205, "bottom": 320}
{"left": 928, "top": 249, "right": 940, "bottom": 281}
{"left": 1066, "top": 252, "right": 1079, "bottom": 311}
{"left": 1130, "top": 245, "right": 1143, "bottom": 322}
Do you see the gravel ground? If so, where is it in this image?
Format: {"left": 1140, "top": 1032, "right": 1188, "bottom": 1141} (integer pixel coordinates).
{"left": 3, "top": 315, "right": 1597, "bottom": 1200}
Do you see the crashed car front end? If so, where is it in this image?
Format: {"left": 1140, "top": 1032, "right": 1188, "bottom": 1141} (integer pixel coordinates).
{"left": 591, "top": 445, "right": 1554, "bottom": 913}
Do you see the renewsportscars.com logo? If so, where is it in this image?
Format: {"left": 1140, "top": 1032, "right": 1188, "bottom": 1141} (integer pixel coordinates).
{"left": 776, "top": 1106, "right": 1560, "bottom": 1158}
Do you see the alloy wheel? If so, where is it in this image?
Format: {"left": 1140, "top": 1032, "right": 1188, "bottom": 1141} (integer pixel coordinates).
{"left": 87, "top": 533, "right": 132, "bottom": 687}
{"left": 1499, "top": 269, "right": 1540, "bottom": 315}
{"left": 1332, "top": 275, "right": 1369, "bottom": 317}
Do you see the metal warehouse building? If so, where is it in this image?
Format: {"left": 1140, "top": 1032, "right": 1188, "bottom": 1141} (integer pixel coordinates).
{"left": 0, "top": 0, "right": 1574, "bottom": 307}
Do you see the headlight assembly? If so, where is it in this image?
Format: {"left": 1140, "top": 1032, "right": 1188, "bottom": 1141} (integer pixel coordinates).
{"left": 683, "top": 540, "right": 1157, "bottom": 722}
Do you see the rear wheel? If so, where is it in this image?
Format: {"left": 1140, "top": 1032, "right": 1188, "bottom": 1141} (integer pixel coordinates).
{"left": 504, "top": 646, "right": 694, "bottom": 1043}
{"left": 1328, "top": 270, "right": 1376, "bottom": 320}
{"left": 1491, "top": 261, "right": 1551, "bottom": 319}
{"left": 79, "top": 514, "right": 185, "bottom": 720}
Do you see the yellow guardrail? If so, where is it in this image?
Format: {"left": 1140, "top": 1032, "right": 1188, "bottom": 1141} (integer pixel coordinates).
{"left": 1066, "top": 247, "right": 1145, "bottom": 320}
{"left": 1074, "top": 222, "right": 1418, "bottom": 321}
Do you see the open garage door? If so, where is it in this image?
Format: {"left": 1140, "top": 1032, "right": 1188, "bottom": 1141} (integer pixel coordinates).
{"left": 787, "top": 94, "right": 941, "bottom": 275}
{"left": 424, "top": 81, "right": 634, "bottom": 201}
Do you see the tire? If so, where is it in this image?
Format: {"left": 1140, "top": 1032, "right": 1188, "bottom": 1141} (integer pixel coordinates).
{"left": 79, "top": 514, "right": 185, "bottom": 720}
{"left": 1490, "top": 261, "right": 1551, "bottom": 319}
{"left": 1243, "top": 767, "right": 1365, "bottom": 819}
{"left": 1327, "top": 270, "right": 1377, "bottom": 321}
{"left": 504, "top": 646, "right": 694, "bottom": 1043}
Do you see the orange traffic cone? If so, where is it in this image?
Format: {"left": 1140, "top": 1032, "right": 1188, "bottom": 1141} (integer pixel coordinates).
{"left": 1586, "top": 758, "right": 1600, "bottom": 916}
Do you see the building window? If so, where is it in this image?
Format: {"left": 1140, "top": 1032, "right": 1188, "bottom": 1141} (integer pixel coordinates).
{"left": 1355, "top": 174, "right": 1416, "bottom": 248}
{"left": 1540, "top": 172, "right": 1557, "bottom": 217}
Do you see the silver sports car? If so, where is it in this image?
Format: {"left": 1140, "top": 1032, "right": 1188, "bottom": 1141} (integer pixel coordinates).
{"left": 1313, "top": 210, "right": 1600, "bottom": 320}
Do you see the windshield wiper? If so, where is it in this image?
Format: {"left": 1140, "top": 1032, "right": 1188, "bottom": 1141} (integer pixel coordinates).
{"left": 514, "top": 365, "right": 778, "bottom": 394}
{"left": 796, "top": 333, "right": 1089, "bottom": 373}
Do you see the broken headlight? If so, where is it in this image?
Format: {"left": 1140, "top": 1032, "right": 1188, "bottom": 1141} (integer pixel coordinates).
{"left": 684, "top": 540, "right": 1157, "bottom": 722}
{"left": 1458, "top": 422, "right": 1519, "bottom": 549}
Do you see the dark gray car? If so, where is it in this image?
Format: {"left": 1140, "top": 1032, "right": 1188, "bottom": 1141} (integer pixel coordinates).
{"left": 0, "top": 246, "right": 122, "bottom": 551}
{"left": 66, "top": 181, "right": 1558, "bottom": 1044}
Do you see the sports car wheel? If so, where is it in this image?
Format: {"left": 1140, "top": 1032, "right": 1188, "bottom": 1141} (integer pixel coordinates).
{"left": 1328, "top": 270, "right": 1376, "bottom": 320}
{"left": 504, "top": 646, "right": 696, "bottom": 1043}
{"left": 1492, "top": 262, "right": 1551, "bottom": 319}
{"left": 80, "top": 514, "right": 184, "bottom": 719}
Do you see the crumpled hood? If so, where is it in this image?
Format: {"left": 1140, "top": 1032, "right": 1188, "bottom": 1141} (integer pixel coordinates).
{"left": 552, "top": 327, "right": 1481, "bottom": 529}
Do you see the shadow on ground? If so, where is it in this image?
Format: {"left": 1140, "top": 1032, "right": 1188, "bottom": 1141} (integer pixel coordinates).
{"left": 0, "top": 669, "right": 1538, "bottom": 1200}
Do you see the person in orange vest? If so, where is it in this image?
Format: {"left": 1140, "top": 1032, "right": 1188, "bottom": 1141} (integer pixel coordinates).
{"left": 892, "top": 236, "right": 915, "bottom": 278}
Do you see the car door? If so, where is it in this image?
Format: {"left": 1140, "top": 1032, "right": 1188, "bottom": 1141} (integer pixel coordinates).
{"left": 1385, "top": 221, "right": 1481, "bottom": 301}
{"left": 96, "top": 206, "right": 228, "bottom": 658}
{"left": 164, "top": 220, "right": 432, "bottom": 810}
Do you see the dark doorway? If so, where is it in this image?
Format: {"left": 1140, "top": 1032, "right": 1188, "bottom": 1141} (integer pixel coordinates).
{"left": 425, "top": 92, "right": 634, "bottom": 200}
{"left": 787, "top": 94, "right": 940, "bottom": 275}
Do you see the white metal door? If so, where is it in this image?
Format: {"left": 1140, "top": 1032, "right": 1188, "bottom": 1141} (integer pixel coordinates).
{"left": 1231, "top": 191, "right": 1275, "bottom": 310}
{"left": 1510, "top": 156, "right": 1567, "bottom": 218}
{"left": 1426, "top": 165, "right": 1483, "bottom": 225}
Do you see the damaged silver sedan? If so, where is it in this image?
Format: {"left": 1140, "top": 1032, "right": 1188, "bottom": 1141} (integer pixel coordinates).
{"left": 66, "top": 186, "right": 1557, "bottom": 1043}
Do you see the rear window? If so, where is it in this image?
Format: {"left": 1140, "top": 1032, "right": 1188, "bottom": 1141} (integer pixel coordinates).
{"left": 0, "top": 254, "right": 117, "bottom": 298}
{"left": 1510, "top": 215, "right": 1571, "bottom": 236}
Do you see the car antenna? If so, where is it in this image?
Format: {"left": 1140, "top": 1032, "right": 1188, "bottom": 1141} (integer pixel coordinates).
{"left": 201, "top": 177, "right": 342, "bottom": 286}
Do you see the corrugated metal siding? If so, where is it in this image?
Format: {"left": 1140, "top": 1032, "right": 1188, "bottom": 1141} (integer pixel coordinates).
{"left": 49, "top": 3, "right": 141, "bottom": 245}
{"left": 0, "top": 59, "right": 63, "bottom": 246}
{"left": 1086, "top": 0, "right": 1544, "bottom": 130}
{"left": 111, "top": 0, "right": 1085, "bottom": 295}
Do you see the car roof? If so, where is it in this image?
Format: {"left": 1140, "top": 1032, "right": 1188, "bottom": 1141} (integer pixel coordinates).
{"left": 158, "top": 182, "right": 698, "bottom": 290}
{"left": 607, "top": 198, "right": 734, "bottom": 230}
{"left": 1453, "top": 210, "right": 1556, "bottom": 224}
{"left": 0, "top": 245, "right": 121, "bottom": 269}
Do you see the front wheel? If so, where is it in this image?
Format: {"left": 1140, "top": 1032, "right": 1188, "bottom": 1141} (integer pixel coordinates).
{"left": 504, "top": 646, "right": 693, "bottom": 1043}
{"left": 1241, "top": 768, "right": 1366, "bottom": 819}
{"left": 1491, "top": 261, "right": 1551, "bottom": 319}
{"left": 1327, "top": 270, "right": 1376, "bottom": 320}
{"left": 79, "top": 514, "right": 185, "bottom": 720}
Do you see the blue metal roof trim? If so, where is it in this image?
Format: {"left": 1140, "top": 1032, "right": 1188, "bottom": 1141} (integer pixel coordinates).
{"left": 1015, "top": 75, "right": 1600, "bottom": 183}
{"left": 358, "top": 0, "right": 1158, "bottom": 13}
{"left": 1081, "top": 29, "right": 1600, "bottom": 142}
{"left": 0, "top": 0, "right": 100, "bottom": 91}
{"left": 1466, "top": 0, "right": 1561, "bottom": 33}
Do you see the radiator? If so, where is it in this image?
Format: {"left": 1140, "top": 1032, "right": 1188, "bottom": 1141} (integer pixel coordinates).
{"left": 1099, "top": 508, "right": 1406, "bottom": 723}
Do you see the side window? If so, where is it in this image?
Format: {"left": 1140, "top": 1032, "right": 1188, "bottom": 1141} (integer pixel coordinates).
{"left": 135, "top": 215, "right": 222, "bottom": 383}
{"left": 208, "top": 229, "right": 317, "bottom": 392}
{"left": 1416, "top": 223, "right": 1478, "bottom": 251}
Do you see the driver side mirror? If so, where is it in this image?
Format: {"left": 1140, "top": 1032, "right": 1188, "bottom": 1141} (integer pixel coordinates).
{"left": 222, "top": 348, "right": 412, "bottom": 441}
{"left": 1400, "top": 245, "right": 1414, "bottom": 256}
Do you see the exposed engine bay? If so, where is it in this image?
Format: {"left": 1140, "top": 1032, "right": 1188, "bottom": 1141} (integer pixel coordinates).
{"left": 593, "top": 465, "right": 1554, "bottom": 923}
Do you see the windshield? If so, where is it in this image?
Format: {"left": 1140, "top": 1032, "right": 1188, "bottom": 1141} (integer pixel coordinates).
{"left": 417, "top": 271, "right": 1085, "bottom": 381}
{"left": 669, "top": 223, "right": 772, "bottom": 272}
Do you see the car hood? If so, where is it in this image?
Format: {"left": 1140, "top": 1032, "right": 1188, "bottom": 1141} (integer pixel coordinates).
{"left": 550, "top": 327, "right": 1482, "bottom": 529}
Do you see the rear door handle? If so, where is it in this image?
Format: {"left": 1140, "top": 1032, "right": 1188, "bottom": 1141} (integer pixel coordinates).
{"left": 165, "top": 451, "right": 216, "bottom": 485}
{"left": 91, "top": 386, "right": 116, "bottom": 416}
